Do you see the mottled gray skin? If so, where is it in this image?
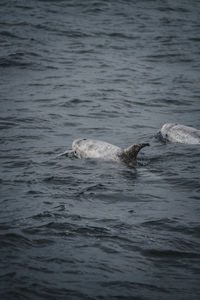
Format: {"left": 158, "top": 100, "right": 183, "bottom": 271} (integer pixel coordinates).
{"left": 160, "top": 123, "right": 200, "bottom": 144}
{"left": 72, "top": 139, "right": 149, "bottom": 164}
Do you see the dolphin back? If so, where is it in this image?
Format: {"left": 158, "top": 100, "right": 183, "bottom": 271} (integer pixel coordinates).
{"left": 161, "top": 123, "right": 200, "bottom": 144}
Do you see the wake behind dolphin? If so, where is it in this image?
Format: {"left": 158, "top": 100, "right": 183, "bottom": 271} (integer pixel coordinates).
{"left": 160, "top": 123, "right": 200, "bottom": 144}
{"left": 72, "top": 138, "right": 149, "bottom": 164}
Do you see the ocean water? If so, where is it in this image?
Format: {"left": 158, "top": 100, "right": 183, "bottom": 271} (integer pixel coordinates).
{"left": 0, "top": 0, "right": 200, "bottom": 299}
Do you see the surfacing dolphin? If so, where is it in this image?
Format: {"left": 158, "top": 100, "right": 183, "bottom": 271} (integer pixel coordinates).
{"left": 160, "top": 123, "right": 200, "bottom": 144}
{"left": 72, "top": 139, "right": 149, "bottom": 164}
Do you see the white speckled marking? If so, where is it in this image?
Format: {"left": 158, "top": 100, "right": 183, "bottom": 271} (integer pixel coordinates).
{"left": 72, "top": 139, "right": 122, "bottom": 161}
{"left": 160, "top": 123, "right": 200, "bottom": 144}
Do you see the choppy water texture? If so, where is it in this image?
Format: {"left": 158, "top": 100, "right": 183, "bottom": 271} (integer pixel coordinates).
{"left": 1, "top": 0, "right": 200, "bottom": 299}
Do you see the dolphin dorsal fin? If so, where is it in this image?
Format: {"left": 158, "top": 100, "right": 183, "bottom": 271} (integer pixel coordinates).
{"left": 120, "top": 142, "right": 149, "bottom": 163}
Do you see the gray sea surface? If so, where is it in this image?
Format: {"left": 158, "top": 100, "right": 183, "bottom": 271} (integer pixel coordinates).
{"left": 0, "top": 0, "right": 200, "bottom": 299}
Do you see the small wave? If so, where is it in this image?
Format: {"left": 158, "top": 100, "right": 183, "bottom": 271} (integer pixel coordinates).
{"left": 142, "top": 248, "right": 200, "bottom": 259}
{"left": 24, "top": 221, "right": 111, "bottom": 240}
{"left": 0, "top": 30, "right": 22, "bottom": 39}
{"left": 143, "top": 53, "right": 182, "bottom": 63}
{"left": 0, "top": 51, "right": 42, "bottom": 68}
{"left": 0, "top": 53, "right": 33, "bottom": 68}
{"left": 15, "top": 4, "right": 33, "bottom": 10}
{"left": 43, "top": 175, "right": 76, "bottom": 185}
{"left": 5, "top": 159, "right": 33, "bottom": 168}
{"left": 26, "top": 264, "right": 54, "bottom": 274}
{"left": 157, "top": 6, "right": 189, "bottom": 13}
{"left": 31, "top": 212, "right": 53, "bottom": 220}
{"left": 0, "top": 120, "right": 17, "bottom": 129}
{"left": 100, "top": 280, "right": 168, "bottom": 293}
{"left": 108, "top": 32, "right": 137, "bottom": 40}
{"left": 2, "top": 232, "right": 55, "bottom": 248}
{"left": 0, "top": 58, "right": 31, "bottom": 68}
{"left": 47, "top": 221, "right": 110, "bottom": 236}
{"left": 0, "top": 272, "right": 16, "bottom": 280}
{"left": 61, "top": 98, "right": 91, "bottom": 107}
{"left": 33, "top": 23, "right": 91, "bottom": 38}
{"left": 142, "top": 218, "right": 200, "bottom": 238}
{"left": 189, "top": 37, "right": 200, "bottom": 42}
